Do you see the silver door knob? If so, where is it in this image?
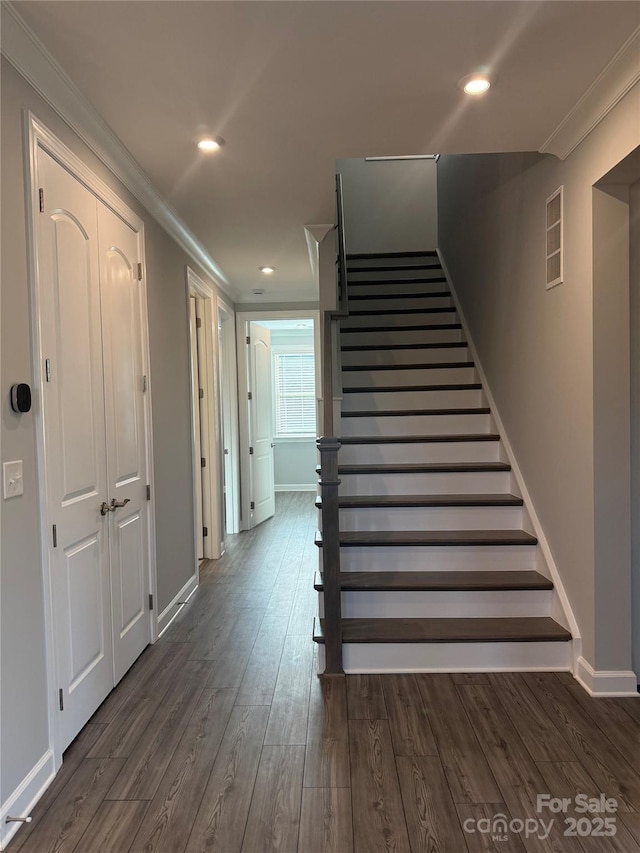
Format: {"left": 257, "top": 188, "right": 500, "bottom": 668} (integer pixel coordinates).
{"left": 110, "top": 498, "right": 130, "bottom": 509}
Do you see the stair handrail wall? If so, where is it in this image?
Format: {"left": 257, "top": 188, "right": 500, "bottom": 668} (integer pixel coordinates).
{"left": 317, "top": 173, "right": 349, "bottom": 675}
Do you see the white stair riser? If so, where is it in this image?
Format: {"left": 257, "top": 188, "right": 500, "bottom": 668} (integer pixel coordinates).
{"left": 341, "top": 388, "right": 483, "bottom": 410}
{"left": 339, "top": 440, "right": 501, "bottom": 465}
{"left": 347, "top": 267, "right": 442, "bottom": 280}
{"left": 340, "top": 413, "right": 491, "bottom": 436}
{"left": 341, "top": 366, "right": 475, "bottom": 386}
{"left": 338, "top": 505, "right": 523, "bottom": 531}
{"left": 338, "top": 641, "right": 572, "bottom": 673}
{"left": 341, "top": 346, "right": 469, "bottom": 366}
{"left": 341, "top": 328, "right": 463, "bottom": 346}
{"left": 348, "top": 279, "right": 448, "bottom": 295}
{"left": 339, "top": 471, "right": 512, "bottom": 495}
{"left": 342, "top": 311, "right": 457, "bottom": 328}
{"left": 338, "top": 543, "right": 538, "bottom": 572}
{"left": 321, "top": 589, "right": 552, "bottom": 619}
{"left": 348, "top": 296, "right": 452, "bottom": 312}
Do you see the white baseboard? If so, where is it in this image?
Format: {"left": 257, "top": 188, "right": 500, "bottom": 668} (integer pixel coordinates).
{"left": 0, "top": 749, "right": 55, "bottom": 850}
{"left": 275, "top": 484, "right": 317, "bottom": 492}
{"left": 574, "top": 656, "right": 639, "bottom": 697}
{"left": 157, "top": 574, "right": 198, "bottom": 637}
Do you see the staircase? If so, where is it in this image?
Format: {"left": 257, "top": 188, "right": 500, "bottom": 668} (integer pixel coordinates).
{"left": 314, "top": 250, "right": 572, "bottom": 673}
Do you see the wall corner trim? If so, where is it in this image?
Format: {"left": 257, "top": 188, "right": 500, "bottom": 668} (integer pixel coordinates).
{"left": 157, "top": 574, "right": 198, "bottom": 637}
{"left": 575, "top": 656, "right": 639, "bottom": 697}
{"left": 0, "top": 749, "right": 55, "bottom": 850}
{"left": 540, "top": 26, "right": 640, "bottom": 160}
{"left": 1, "top": 2, "right": 235, "bottom": 299}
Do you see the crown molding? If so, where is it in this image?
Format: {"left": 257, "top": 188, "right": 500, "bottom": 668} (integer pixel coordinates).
{"left": 540, "top": 26, "right": 640, "bottom": 160}
{"left": 1, "top": 2, "right": 235, "bottom": 298}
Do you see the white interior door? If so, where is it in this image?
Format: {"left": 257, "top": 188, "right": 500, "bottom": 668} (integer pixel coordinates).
{"left": 189, "top": 298, "right": 204, "bottom": 559}
{"left": 98, "top": 202, "right": 151, "bottom": 684}
{"left": 249, "top": 322, "right": 275, "bottom": 526}
{"left": 37, "top": 151, "right": 114, "bottom": 751}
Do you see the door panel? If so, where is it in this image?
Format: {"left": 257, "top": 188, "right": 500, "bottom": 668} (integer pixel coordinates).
{"left": 249, "top": 323, "right": 275, "bottom": 526}
{"left": 98, "top": 202, "right": 150, "bottom": 684}
{"left": 38, "top": 151, "right": 113, "bottom": 750}
{"left": 190, "top": 299, "right": 204, "bottom": 559}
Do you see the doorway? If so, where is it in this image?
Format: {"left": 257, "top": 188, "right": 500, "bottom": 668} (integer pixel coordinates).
{"left": 236, "top": 311, "right": 320, "bottom": 530}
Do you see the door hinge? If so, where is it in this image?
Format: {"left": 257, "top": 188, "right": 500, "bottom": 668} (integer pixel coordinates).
{"left": 249, "top": 446, "right": 254, "bottom": 455}
{"left": 224, "top": 448, "right": 229, "bottom": 455}
{"left": 39, "top": 188, "right": 45, "bottom": 213}
{"left": 246, "top": 335, "right": 250, "bottom": 345}
{"left": 146, "top": 484, "right": 151, "bottom": 501}
{"left": 148, "top": 593, "right": 154, "bottom": 611}
{"left": 137, "top": 262, "right": 143, "bottom": 281}
{"left": 247, "top": 391, "right": 252, "bottom": 400}
{"left": 52, "top": 525, "right": 57, "bottom": 548}
{"left": 45, "top": 358, "right": 52, "bottom": 382}
{"left": 59, "top": 688, "right": 64, "bottom": 711}
{"left": 142, "top": 375, "right": 148, "bottom": 393}
{"left": 201, "top": 457, "right": 206, "bottom": 467}
{"left": 196, "top": 317, "right": 202, "bottom": 329}
{"left": 199, "top": 388, "right": 204, "bottom": 399}
{"left": 250, "top": 501, "right": 255, "bottom": 510}
{"left": 203, "top": 526, "right": 208, "bottom": 537}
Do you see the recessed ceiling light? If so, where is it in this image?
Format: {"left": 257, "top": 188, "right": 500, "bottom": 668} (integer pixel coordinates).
{"left": 259, "top": 266, "right": 275, "bottom": 275}
{"left": 458, "top": 73, "right": 491, "bottom": 95}
{"left": 197, "top": 135, "right": 225, "bottom": 152}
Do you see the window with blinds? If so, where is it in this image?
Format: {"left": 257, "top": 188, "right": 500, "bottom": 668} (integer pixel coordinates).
{"left": 273, "top": 351, "right": 316, "bottom": 436}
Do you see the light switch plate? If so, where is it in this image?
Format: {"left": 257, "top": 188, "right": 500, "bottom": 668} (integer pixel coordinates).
{"left": 3, "top": 461, "right": 24, "bottom": 499}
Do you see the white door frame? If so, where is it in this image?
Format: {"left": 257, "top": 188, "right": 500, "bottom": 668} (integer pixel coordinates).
{"left": 236, "top": 309, "right": 320, "bottom": 530}
{"left": 25, "top": 113, "right": 158, "bottom": 769}
{"left": 217, "top": 298, "right": 241, "bottom": 535}
{"left": 186, "top": 267, "right": 227, "bottom": 564}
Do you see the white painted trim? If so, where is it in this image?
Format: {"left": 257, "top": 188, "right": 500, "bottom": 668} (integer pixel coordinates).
{"left": 156, "top": 574, "right": 198, "bottom": 637}
{"left": 1, "top": 3, "right": 234, "bottom": 298}
{"left": 438, "top": 249, "right": 582, "bottom": 657}
{"left": 25, "top": 114, "right": 158, "bottom": 766}
{"left": 187, "top": 267, "right": 223, "bottom": 562}
{"left": 540, "top": 27, "right": 640, "bottom": 160}
{"left": 574, "top": 656, "right": 639, "bottom": 697}
{"left": 275, "top": 484, "right": 317, "bottom": 492}
{"left": 217, "top": 298, "right": 240, "bottom": 535}
{"left": 304, "top": 224, "right": 333, "bottom": 288}
{"left": 0, "top": 750, "right": 55, "bottom": 850}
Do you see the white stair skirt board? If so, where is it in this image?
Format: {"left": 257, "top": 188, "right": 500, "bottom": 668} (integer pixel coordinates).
{"left": 341, "top": 641, "right": 573, "bottom": 673}
{"left": 341, "top": 346, "right": 470, "bottom": 367}
{"left": 342, "top": 311, "right": 458, "bottom": 328}
{"left": 0, "top": 750, "right": 55, "bottom": 850}
{"left": 348, "top": 296, "right": 453, "bottom": 312}
{"left": 339, "top": 543, "right": 539, "bottom": 572}
{"left": 339, "top": 439, "right": 500, "bottom": 465}
{"left": 338, "top": 471, "right": 512, "bottom": 495}
{"left": 341, "top": 387, "right": 484, "bottom": 410}
{"left": 157, "top": 573, "right": 198, "bottom": 637}
{"left": 340, "top": 413, "right": 491, "bottom": 437}
{"left": 324, "top": 589, "right": 552, "bottom": 619}
{"left": 338, "top": 505, "right": 523, "bottom": 531}
{"left": 343, "top": 366, "right": 477, "bottom": 386}
{"left": 574, "top": 656, "right": 640, "bottom": 697}
{"left": 340, "top": 327, "right": 464, "bottom": 346}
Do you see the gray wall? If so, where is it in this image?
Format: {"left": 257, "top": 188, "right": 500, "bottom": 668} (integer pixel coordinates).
{"left": 336, "top": 158, "right": 438, "bottom": 253}
{"left": 631, "top": 178, "right": 640, "bottom": 677}
{"left": 1, "top": 59, "right": 223, "bottom": 803}
{"left": 437, "top": 82, "right": 639, "bottom": 673}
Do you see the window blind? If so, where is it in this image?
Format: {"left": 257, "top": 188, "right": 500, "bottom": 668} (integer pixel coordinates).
{"left": 273, "top": 352, "right": 316, "bottom": 436}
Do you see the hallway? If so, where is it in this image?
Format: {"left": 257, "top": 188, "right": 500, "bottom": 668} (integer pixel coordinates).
{"left": 9, "top": 493, "right": 640, "bottom": 853}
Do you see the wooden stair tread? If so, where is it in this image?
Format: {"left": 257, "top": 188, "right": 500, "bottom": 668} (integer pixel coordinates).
{"left": 348, "top": 277, "right": 446, "bottom": 286}
{"left": 335, "top": 493, "right": 523, "bottom": 508}
{"left": 346, "top": 263, "right": 442, "bottom": 272}
{"left": 347, "top": 306, "right": 456, "bottom": 317}
{"left": 313, "top": 616, "right": 571, "bottom": 644}
{"left": 314, "top": 529, "right": 537, "bottom": 547}
{"left": 342, "top": 361, "right": 474, "bottom": 372}
{"left": 349, "top": 291, "right": 450, "bottom": 301}
{"left": 339, "top": 433, "right": 500, "bottom": 444}
{"left": 334, "top": 461, "right": 510, "bottom": 473}
{"left": 313, "top": 570, "right": 553, "bottom": 592}
{"left": 343, "top": 383, "right": 481, "bottom": 393}
{"left": 347, "top": 250, "right": 438, "bottom": 259}
{"left": 341, "top": 407, "right": 490, "bottom": 417}
{"left": 341, "top": 323, "right": 461, "bottom": 334}
{"left": 341, "top": 342, "right": 466, "bottom": 352}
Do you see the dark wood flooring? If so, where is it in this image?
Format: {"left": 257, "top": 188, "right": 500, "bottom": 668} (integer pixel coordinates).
{"left": 10, "top": 492, "right": 640, "bottom": 852}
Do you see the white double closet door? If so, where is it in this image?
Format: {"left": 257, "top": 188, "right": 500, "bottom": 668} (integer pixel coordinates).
{"left": 37, "top": 150, "right": 151, "bottom": 751}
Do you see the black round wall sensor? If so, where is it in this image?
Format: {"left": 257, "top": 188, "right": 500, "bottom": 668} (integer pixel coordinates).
{"left": 10, "top": 383, "right": 32, "bottom": 414}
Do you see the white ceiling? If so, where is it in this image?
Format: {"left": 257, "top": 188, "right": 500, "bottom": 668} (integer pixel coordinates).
{"left": 10, "top": 1, "right": 640, "bottom": 302}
